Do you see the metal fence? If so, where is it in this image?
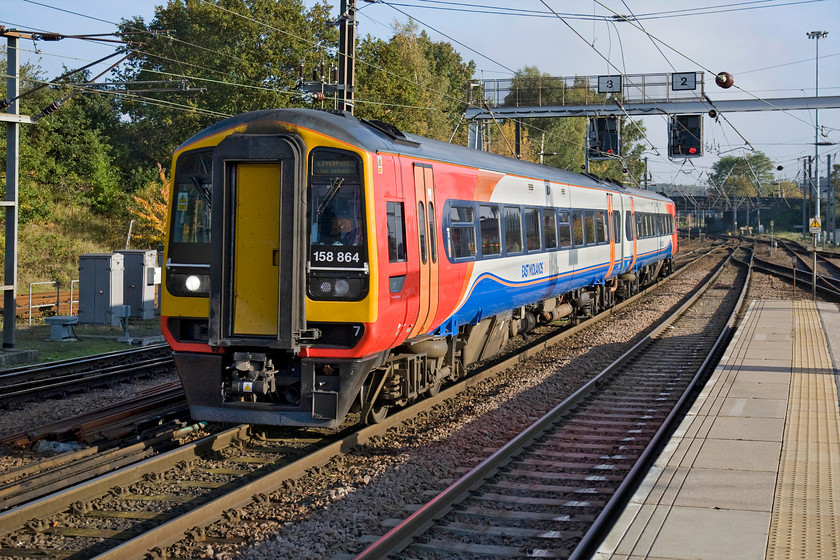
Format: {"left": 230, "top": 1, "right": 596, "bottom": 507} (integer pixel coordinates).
{"left": 25, "top": 280, "right": 80, "bottom": 324}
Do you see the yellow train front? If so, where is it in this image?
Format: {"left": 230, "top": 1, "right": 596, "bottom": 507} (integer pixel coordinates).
{"left": 162, "top": 109, "right": 393, "bottom": 428}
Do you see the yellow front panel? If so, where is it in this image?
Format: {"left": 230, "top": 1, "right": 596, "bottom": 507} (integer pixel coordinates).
{"left": 233, "top": 163, "right": 282, "bottom": 336}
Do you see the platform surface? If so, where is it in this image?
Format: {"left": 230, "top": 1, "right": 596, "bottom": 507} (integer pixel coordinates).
{"left": 595, "top": 299, "right": 840, "bottom": 560}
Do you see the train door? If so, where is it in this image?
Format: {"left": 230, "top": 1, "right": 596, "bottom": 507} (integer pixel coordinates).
{"left": 232, "top": 163, "right": 282, "bottom": 335}
{"left": 208, "top": 135, "right": 306, "bottom": 350}
{"left": 657, "top": 202, "right": 664, "bottom": 256}
{"left": 606, "top": 193, "right": 618, "bottom": 278}
{"left": 613, "top": 194, "right": 625, "bottom": 273}
{"left": 406, "top": 164, "right": 439, "bottom": 338}
{"left": 628, "top": 196, "right": 638, "bottom": 271}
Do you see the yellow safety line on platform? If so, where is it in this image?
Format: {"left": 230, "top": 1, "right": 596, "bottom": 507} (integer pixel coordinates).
{"left": 766, "top": 301, "right": 840, "bottom": 559}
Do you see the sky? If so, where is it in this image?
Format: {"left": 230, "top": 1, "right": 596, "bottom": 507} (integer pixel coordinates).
{"left": 2, "top": 0, "right": 839, "bottom": 190}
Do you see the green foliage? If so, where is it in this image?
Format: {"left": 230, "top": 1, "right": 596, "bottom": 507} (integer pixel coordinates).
{"left": 114, "top": 0, "right": 337, "bottom": 169}
{"left": 0, "top": 57, "right": 125, "bottom": 220}
{"left": 708, "top": 152, "right": 775, "bottom": 197}
{"left": 355, "top": 21, "right": 474, "bottom": 141}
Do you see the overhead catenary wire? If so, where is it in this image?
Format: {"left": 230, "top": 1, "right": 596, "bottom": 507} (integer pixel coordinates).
{"left": 376, "top": 0, "right": 826, "bottom": 21}
{"left": 8, "top": 0, "right": 834, "bottom": 187}
{"left": 592, "top": 0, "right": 825, "bottom": 132}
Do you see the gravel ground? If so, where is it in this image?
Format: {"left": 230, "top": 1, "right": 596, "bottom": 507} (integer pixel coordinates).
{"left": 0, "top": 370, "right": 179, "bottom": 471}
{"left": 157, "top": 253, "right": 740, "bottom": 560}
{"left": 4, "top": 244, "right": 830, "bottom": 560}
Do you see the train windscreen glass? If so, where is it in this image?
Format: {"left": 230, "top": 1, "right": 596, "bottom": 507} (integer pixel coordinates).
{"left": 171, "top": 150, "right": 212, "bottom": 246}
{"left": 308, "top": 149, "right": 368, "bottom": 301}
{"left": 166, "top": 149, "right": 212, "bottom": 297}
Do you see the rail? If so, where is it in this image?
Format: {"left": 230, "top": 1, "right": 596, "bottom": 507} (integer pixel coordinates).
{"left": 0, "top": 241, "right": 728, "bottom": 560}
{"left": 349, "top": 246, "right": 744, "bottom": 559}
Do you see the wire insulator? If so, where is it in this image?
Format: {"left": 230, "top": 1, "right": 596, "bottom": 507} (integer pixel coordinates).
{"left": 41, "top": 100, "right": 62, "bottom": 116}
{"left": 31, "top": 98, "right": 65, "bottom": 122}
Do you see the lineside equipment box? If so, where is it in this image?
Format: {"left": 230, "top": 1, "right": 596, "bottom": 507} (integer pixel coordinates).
{"left": 78, "top": 253, "right": 125, "bottom": 326}
{"left": 116, "top": 249, "right": 158, "bottom": 319}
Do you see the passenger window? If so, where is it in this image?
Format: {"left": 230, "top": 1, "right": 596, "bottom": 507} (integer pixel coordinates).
{"left": 449, "top": 203, "right": 476, "bottom": 259}
{"left": 572, "top": 211, "right": 584, "bottom": 246}
{"left": 524, "top": 207, "right": 540, "bottom": 251}
{"left": 428, "top": 202, "right": 437, "bottom": 263}
{"left": 596, "top": 211, "right": 607, "bottom": 243}
{"left": 386, "top": 201, "right": 406, "bottom": 263}
{"left": 418, "top": 202, "right": 427, "bottom": 264}
{"left": 479, "top": 204, "right": 501, "bottom": 256}
{"left": 558, "top": 211, "right": 572, "bottom": 248}
{"left": 626, "top": 210, "right": 633, "bottom": 241}
{"left": 543, "top": 209, "right": 557, "bottom": 249}
{"left": 504, "top": 207, "right": 522, "bottom": 253}
{"left": 614, "top": 212, "right": 621, "bottom": 243}
{"left": 584, "top": 211, "right": 595, "bottom": 246}
{"left": 451, "top": 226, "right": 475, "bottom": 259}
{"left": 450, "top": 205, "right": 473, "bottom": 223}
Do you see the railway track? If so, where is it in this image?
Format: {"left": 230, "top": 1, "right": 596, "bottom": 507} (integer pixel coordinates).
{"left": 750, "top": 240, "right": 840, "bottom": 299}
{"left": 777, "top": 239, "right": 840, "bottom": 287}
{"left": 0, "top": 241, "right": 730, "bottom": 560}
{"left": 0, "top": 415, "right": 203, "bottom": 512}
{"left": 348, "top": 246, "right": 749, "bottom": 559}
{"left": 0, "top": 344, "right": 174, "bottom": 405}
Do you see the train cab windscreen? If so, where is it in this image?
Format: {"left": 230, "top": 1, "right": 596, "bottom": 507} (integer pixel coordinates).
{"left": 166, "top": 149, "right": 213, "bottom": 297}
{"left": 307, "top": 149, "right": 368, "bottom": 301}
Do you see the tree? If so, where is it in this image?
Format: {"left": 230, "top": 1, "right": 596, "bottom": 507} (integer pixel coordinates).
{"left": 709, "top": 152, "right": 775, "bottom": 197}
{"left": 1, "top": 55, "right": 124, "bottom": 221}
{"left": 486, "top": 120, "right": 538, "bottom": 163}
{"left": 355, "top": 20, "right": 474, "bottom": 141}
{"left": 500, "top": 66, "right": 648, "bottom": 183}
{"left": 708, "top": 152, "right": 776, "bottom": 230}
{"left": 115, "top": 0, "right": 337, "bottom": 170}
{"left": 128, "top": 163, "right": 170, "bottom": 248}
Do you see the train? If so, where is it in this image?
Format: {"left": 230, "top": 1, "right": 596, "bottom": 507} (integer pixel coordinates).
{"left": 160, "top": 108, "right": 677, "bottom": 428}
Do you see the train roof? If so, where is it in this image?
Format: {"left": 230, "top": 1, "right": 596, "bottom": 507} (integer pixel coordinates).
{"left": 178, "top": 108, "right": 671, "bottom": 203}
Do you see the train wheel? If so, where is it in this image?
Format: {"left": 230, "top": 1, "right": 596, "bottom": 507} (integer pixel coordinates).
{"left": 424, "top": 380, "right": 442, "bottom": 397}
{"left": 366, "top": 404, "right": 389, "bottom": 424}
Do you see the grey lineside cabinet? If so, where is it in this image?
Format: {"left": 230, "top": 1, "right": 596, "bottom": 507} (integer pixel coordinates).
{"left": 78, "top": 253, "right": 124, "bottom": 326}
{"left": 116, "top": 249, "right": 158, "bottom": 319}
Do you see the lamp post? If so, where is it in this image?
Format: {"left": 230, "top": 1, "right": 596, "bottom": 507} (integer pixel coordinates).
{"left": 807, "top": 30, "right": 828, "bottom": 242}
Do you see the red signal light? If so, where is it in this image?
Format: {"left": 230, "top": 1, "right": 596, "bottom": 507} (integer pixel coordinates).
{"left": 688, "top": 147, "right": 697, "bottom": 154}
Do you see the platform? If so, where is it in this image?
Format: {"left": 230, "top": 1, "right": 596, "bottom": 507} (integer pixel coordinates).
{"left": 595, "top": 300, "right": 840, "bottom": 560}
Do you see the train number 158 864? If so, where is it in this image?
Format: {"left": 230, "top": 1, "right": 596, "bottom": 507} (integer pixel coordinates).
{"left": 312, "top": 249, "right": 361, "bottom": 264}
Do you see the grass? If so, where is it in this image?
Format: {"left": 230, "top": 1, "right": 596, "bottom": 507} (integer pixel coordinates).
{"left": 0, "top": 316, "right": 165, "bottom": 366}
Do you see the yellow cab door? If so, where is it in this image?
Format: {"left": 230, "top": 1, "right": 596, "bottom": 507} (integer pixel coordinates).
{"left": 208, "top": 134, "right": 305, "bottom": 350}
{"left": 232, "top": 163, "right": 281, "bottom": 335}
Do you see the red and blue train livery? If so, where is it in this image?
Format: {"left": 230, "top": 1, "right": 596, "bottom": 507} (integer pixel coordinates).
{"left": 161, "top": 108, "right": 677, "bottom": 428}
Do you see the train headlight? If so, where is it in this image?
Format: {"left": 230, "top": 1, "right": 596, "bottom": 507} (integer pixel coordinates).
{"left": 308, "top": 274, "right": 367, "bottom": 301}
{"left": 333, "top": 279, "right": 350, "bottom": 297}
{"left": 185, "top": 275, "right": 202, "bottom": 292}
{"left": 166, "top": 272, "right": 210, "bottom": 297}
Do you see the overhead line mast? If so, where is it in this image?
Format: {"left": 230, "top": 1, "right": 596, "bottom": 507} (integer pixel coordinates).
{"left": 337, "top": 0, "right": 357, "bottom": 113}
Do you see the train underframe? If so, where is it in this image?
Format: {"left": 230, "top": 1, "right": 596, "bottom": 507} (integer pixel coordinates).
{"left": 175, "top": 258, "right": 673, "bottom": 428}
